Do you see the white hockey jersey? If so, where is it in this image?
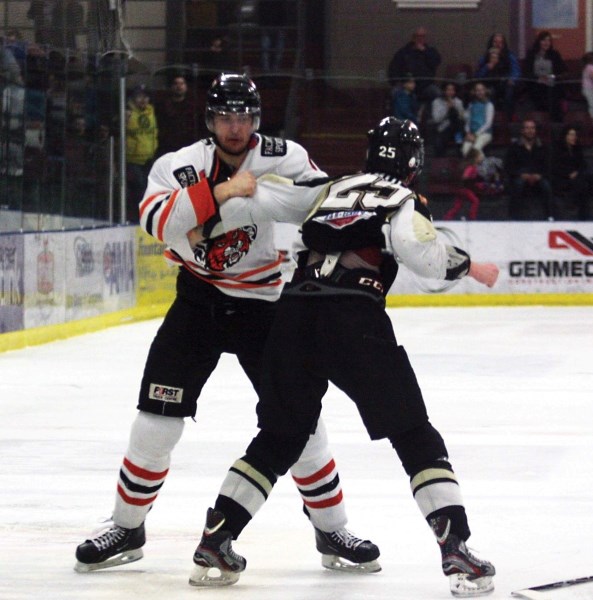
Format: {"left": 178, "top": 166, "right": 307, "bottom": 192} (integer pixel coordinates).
{"left": 139, "top": 134, "right": 326, "bottom": 301}
{"left": 216, "top": 173, "right": 471, "bottom": 283}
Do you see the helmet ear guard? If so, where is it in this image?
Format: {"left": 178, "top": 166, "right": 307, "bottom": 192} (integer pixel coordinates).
{"left": 205, "top": 73, "right": 262, "bottom": 133}
{"left": 365, "top": 117, "right": 424, "bottom": 185}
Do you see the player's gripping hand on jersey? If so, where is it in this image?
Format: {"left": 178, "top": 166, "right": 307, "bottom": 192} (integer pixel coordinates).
{"left": 187, "top": 171, "right": 257, "bottom": 247}
{"left": 213, "top": 170, "right": 257, "bottom": 203}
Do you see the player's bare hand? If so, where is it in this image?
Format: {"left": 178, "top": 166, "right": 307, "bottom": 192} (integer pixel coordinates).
{"left": 214, "top": 171, "right": 257, "bottom": 204}
{"left": 469, "top": 262, "right": 499, "bottom": 288}
{"left": 187, "top": 225, "right": 205, "bottom": 247}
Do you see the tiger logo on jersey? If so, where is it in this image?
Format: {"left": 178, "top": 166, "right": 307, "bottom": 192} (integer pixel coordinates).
{"left": 193, "top": 226, "right": 258, "bottom": 271}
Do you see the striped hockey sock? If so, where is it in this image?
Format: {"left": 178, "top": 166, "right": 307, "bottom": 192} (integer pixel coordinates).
{"left": 112, "top": 412, "right": 184, "bottom": 529}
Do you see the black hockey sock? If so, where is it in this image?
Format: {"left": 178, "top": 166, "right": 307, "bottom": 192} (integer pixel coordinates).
{"left": 214, "top": 495, "right": 253, "bottom": 540}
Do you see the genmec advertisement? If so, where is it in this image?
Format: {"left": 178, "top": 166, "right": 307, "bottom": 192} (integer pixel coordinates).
{"left": 392, "top": 222, "right": 593, "bottom": 295}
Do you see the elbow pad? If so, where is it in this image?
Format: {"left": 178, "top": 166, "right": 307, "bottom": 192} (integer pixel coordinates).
{"left": 445, "top": 245, "right": 471, "bottom": 280}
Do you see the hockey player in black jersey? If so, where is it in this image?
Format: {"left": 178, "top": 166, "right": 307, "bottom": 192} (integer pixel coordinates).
{"left": 187, "top": 117, "right": 498, "bottom": 596}
{"left": 74, "top": 74, "right": 379, "bottom": 576}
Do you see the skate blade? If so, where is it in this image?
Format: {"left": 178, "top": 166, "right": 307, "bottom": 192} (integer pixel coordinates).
{"left": 321, "top": 554, "right": 382, "bottom": 574}
{"left": 449, "top": 573, "right": 494, "bottom": 597}
{"left": 189, "top": 564, "right": 240, "bottom": 587}
{"left": 74, "top": 549, "right": 144, "bottom": 573}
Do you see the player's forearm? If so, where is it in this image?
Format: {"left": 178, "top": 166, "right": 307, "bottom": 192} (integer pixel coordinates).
{"left": 140, "top": 178, "right": 217, "bottom": 245}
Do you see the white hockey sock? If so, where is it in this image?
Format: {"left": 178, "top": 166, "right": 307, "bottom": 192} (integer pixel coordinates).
{"left": 290, "top": 418, "right": 347, "bottom": 532}
{"left": 112, "top": 411, "right": 184, "bottom": 529}
{"left": 410, "top": 463, "right": 465, "bottom": 519}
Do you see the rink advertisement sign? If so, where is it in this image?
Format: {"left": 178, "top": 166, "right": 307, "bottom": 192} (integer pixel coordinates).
{"left": 64, "top": 228, "right": 135, "bottom": 321}
{"left": 390, "top": 222, "right": 593, "bottom": 295}
{"left": 136, "top": 228, "right": 177, "bottom": 306}
{"left": 23, "top": 234, "right": 66, "bottom": 328}
{"left": 22, "top": 227, "right": 136, "bottom": 328}
{"left": 0, "top": 234, "right": 24, "bottom": 333}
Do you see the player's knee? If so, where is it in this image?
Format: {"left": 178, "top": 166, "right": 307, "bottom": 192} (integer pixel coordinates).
{"left": 131, "top": 412, "right": 185, "bottom": 457}
{"left": 389, "top": 422, "right": 448, "bottom": 476}
{"left": 246, "top": 430, "right": 310, "bottom": 475}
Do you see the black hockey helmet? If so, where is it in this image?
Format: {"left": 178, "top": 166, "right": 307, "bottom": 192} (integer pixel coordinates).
{"left": 365, "top": 117, "right": 424, "bottom": 184}
{"left": 205, "top": 73, "right": 261, "bottom": 132}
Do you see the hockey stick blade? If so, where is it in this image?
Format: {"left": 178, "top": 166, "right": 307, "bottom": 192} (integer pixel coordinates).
{"left": 512, "top": 574, "right": 593, "bottom": 596}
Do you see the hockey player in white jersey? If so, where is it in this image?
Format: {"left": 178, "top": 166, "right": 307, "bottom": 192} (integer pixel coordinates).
{"left": 74, "top": 74, "right": 380, "bottom": 576}
{"left": 183, "top": 117, "right": 498, "bottom": 597}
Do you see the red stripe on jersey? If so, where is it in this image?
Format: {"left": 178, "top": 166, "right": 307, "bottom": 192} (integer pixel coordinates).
{"left": 292, "top": 459, "right": 336, "bottom": 486}
{"left": 303, "top": 490, "right": 343, "bottom": 509}
{"left": 187, "top": 178, "right": 217, "bottom": 224}
{"left": 157, "top": 189, "right": 178, "bottom": 240}
{"left": 123, "top": 457, "right": 168, "bottom": 481}
{"left": 117, "top": 484, "right": 157, "bottom": 506}
{"left": 185, "top": 265, "right": 283, "bottom": 290}
{"left": 139, "top": 191, "right": 165, "bottom": 221}
{"left": 165, "top": 250, "right": 285, "bottom": 290}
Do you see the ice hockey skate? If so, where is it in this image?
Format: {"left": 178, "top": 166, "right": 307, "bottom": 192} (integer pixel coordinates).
{"left": 315, "top": 527, "right": 381, "bottom": 573}
{"left": 189, "top": 508, "right": 246, "bottom": 587}
{"left": 430, "top": 516, "right": 495, "bottom": 597}
{"left": 74, "top": 522, "right": 145, "bottom": 572}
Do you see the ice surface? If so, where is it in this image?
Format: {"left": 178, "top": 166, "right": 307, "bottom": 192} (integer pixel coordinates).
{"left": 1, "top": 306, "right": 593, "bottom": 599}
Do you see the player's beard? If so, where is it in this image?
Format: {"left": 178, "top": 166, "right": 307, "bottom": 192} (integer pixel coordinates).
{"left": 213, "top": 133, "right": 255, "bottom": 157}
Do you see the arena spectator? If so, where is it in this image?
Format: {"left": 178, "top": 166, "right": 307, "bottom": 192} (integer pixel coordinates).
{"left": 155, "top": 74, "right": 200, "bottom": 157}
{"left": 504, "top": 118, "right": 554, "bottom": 220}
{"left": 551, "top": 125, "right": 592, "bottom": 220}
{"left": 431, "top": 81, "right": 465, "bottom": 156}
{"left": 391, "top": 73, "right": 419, "bottom": 125}
{"left": 523, "top": 31, "right": 568, "bottom": 122}
{"left": 388, "top": 26, "right": 441, "bottom": 108}
{"left": 475, "top": 32, "right": 521, "bottom": 120}
{"left": 461, "top": 82, "right": 494, "bottom": 158}
{"left": 126, "top": 84, "right": 158, "bottom": 222}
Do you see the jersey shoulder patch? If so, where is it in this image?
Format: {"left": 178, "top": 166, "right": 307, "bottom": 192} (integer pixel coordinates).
{"left": 173, "top": 165, "right": 199, "bottom": 188}
{"left": 260, "top": 135, "right": 287, "bottom": 157}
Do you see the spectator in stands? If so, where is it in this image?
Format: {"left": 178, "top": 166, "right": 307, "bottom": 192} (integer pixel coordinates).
{"left": 0, "top": 37, "right": 24, "bottom": 85}
{"left": 27, "top": 0, "right": 84, "bottom": 50}
{"left": 431, "top": 81, "right": 465, "bottom": 156}
{"left": 391, "top": 73, "right": 419, "bottom": 125}
{"left": 64, "top": 114, "right": 92, "bottom": 216}
{"left": 581, "top": 52, "right": 593, "bottom": 119}
{"left": 475, "top": 32, "right": 521, "bottom": 120}
{"left": 154, "top": 74, "right": 200, "bottom": 158}
{"left": 125, "top": 84, "right": 158, "bottom": 222}
{"left": 388, "top": 26, "right": 441, "bottom": 109}
{"left": 524, "top": 31, "right": 567, "bottom": 122}
{"left": 461, "top": 82, "right": 494, "bottom": 159}
{"left": 551, "top": 125, "right": 592, "bottom": 221}
{"left": 504, "top": 118, "right": 554, "bottom": 220}
{"left": 27, "top": 0, "right": 54, "bottom": 45}
{"left": 199, "top": 36, "right": 231, "bottom": 85}
{"left": 3, "top": 29, "right": 29, "bottom": 75}
{"left": 259, "top": 0, "right": 289, "bottom": 73}
{"left": 443, "top": 148, "right": 482, "bottom": 221}
{"left": 0, "top": 40, "right": 25, "bottom": 182}
{"left": 87, "top": 122, "right": 112, "bottom": 220}
{"left": 54, "top": 0, "right": 85, "bottom": 50}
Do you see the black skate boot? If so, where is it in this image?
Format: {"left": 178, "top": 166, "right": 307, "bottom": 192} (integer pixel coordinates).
{"left": 430, "top": 516, "right": 495, "bottom": 597}
{"left": 315, "top": 527, "right": 381, "bottom": 573}
{"left": 75, "top": 522, "right": 145, "bottom": 572}
{"left": 189, "top": 508, "right": 246, "bottom": 587}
